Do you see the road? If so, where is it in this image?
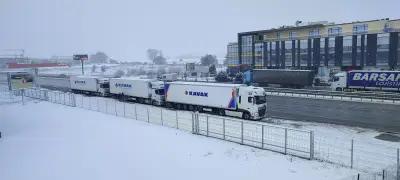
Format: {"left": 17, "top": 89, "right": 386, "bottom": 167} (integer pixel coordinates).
{"left": 266, "top": 95, "right": 400, "bottom": 132}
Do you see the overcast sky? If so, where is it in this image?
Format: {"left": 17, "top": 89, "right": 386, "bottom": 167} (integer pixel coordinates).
{"left": 0, "top": 0, "right": 399, "bottom": 61}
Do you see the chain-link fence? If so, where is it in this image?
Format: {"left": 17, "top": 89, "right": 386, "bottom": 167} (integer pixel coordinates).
{"left": 194, "top": 114, "right": 313, "bottom": 159}
{"left": 5, "top": 88, "right": 400, "bottom": 179}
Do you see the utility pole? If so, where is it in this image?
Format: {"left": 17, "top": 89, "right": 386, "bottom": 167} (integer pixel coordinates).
{"left": 73, "top": 54, "right": 88, "bottom": 75}
{"left": 81, "top": 59, "right": 84, "bottom": 75}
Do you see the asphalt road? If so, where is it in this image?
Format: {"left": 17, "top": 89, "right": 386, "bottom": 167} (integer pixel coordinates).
{"left": 266, "top": 95, "right": 400, "bottom": 132}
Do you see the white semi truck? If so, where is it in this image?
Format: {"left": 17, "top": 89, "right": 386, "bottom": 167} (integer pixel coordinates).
{"left": 331, "top": 70, "right": 400, "bottom": 92}
{"left": 109, "top": 78, "right": 165, "bottom": 105}
{"left": 70, "top": 76, "right": 110, "bottom": 96}
{"left": 164, "top": 82, "right": 267, "bottom": 120}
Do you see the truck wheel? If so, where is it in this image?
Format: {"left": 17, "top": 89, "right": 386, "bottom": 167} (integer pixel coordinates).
{"left": 336, "top": 87, "right": 343, "bottom": 91}
{"left": 218, "top": 109, "right": 225, "bottom": 116}
{"left": 242, "top": 112, "right": 250, "bottom": 120}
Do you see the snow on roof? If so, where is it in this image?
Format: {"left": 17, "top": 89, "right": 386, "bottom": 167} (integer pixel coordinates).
{"left": 168, "top": 81, "right": 245, "bottom": 87}
{"left": 254, "top": 69, "right": 313, "bottom": 72}
{"left": 110, "top": 77, "right": 157, "bottom": 81}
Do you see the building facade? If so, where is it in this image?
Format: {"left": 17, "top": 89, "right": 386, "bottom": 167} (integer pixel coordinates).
{"left": 229, "top": 18, "right": 400, "bottom": 71}
{"left": 226, "top": 42, "right": 238, "bottom": 67}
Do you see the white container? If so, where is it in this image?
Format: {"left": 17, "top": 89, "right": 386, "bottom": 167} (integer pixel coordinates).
{"left": 165, "top": 81, "right": 242, "bottom": 109}
{"left": 109, "top": 78, "right": 152, "bottom": 98}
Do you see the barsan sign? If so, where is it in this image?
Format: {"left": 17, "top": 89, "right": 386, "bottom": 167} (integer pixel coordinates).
{"left": 349, "top": 71, "right": 400, "bottom": 88}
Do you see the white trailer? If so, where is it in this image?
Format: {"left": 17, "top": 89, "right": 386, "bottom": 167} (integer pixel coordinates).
{"left": 165, "top": 82, "right": 267, "bottom": 120}
{"left": 331, "top": 70, "right": 400, "bottom": 92}
{"left": 160, "top": 73, "right": 178, "bottom": 81}
{"left": 36, "top": 77, "right": 71, "bottom": 90}
{"left": 109, "top": 78, "right": 165, "bottom": 105}
{"left": 70, "top": 76, "right": 110, "bottom": 96}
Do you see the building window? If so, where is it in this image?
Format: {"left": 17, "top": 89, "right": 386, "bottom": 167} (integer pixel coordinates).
{"left": 289, "top": 32, "right": 297, "bottom": 39}
{"left": 353, "top": 24, "right": 368, "bottom": 34}
{"left": 309, "top": 29, "right": 320, "bottom": 37}
{"left": 276, "top": 32, "right": 281, "bottom": 40}
{"left": 377, "top": 33, "right": 389, "bottom": 67}
{"left": 328, "top": 27, "right": 342, "bottom": 36}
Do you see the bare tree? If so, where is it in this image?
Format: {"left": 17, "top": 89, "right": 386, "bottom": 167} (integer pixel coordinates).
{"left": 113, "top": 70, "right": 125, "bottom": 78}
{"left": 200, "top": 54, "right": 218, "bottom": 66}
{"left": 91, "top": 65, "right": 97, "bottom": 73}
{"left": 90, "top": 51, "right": 109, "bottom": 64}
{"left": 147, "top": 49, "right": 167, "bottom": 65}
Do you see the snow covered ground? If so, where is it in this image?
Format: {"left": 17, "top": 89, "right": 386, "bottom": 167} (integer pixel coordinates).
{"left": 0, "top": 100, "right": 358, "bottom": 180}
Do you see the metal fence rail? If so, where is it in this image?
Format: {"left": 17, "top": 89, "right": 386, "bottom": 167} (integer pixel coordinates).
{"left": 5, "top": 88, "right": 400, "bottom": 180}
{"left": 264, "top": 87, "right": 400, "bottom": 104}
{"left": 195, "top": 114, "right": 313, "bottom": 159}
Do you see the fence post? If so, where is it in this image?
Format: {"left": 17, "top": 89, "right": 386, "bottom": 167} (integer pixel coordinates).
{"left": 206, "top": 115, "right": 209, "bottom": 137}
{"left": 105, "top": 100, "right": 108, "bottom": 113}
{"left": 310, "top": 131, "right": 314, "bottom": 160}
{"left": 284, "top": 128, "right": 288, "bottom": 155}
{"left": 161, "top": 109, "right": 163, "bottom": 126}
{"left": 147, "top": 107, "right": 150, "bottom": 123}
{"left": 21, "top": 89, "right": 25, "bottom": 105}
{"left": 241, "top": 121, "right": 244, "bottom": 145}
{"left": 351, "top": 139, "right": 354, "bottom": 169}
{"left": 397, "top": 148, "right": 399, "bottom": 180}
{"left": 63, "top": 93, "right": 66, "bottom": 105}
{"left": 261, "top": 125, "right": 264, "bottom": 149}
{"left": 97, "top": 98, "right": 99, "bottom": 111}
{"left": 123, "top": 102, "right": 126, "bottom": 117}
{"left": 195, "top": 112, "right": 199, "bottom": 134}
{"left": 192, "top": 113, "right": 195, "bottom": 133}
{"left": 72, "top": 94, "right": 76, "bottom": 107}
{"left": 135, "top": 104, "right": 138, "bottom": 120}
{"left": 176, "top": 111, "right": 179, "bottom": 129}
{"left": 114, "top": 100, "right": 117, "bottom": 116}
{"left": 45, "top": 90, "right": 49, "bottom": 101}
{"left": 223, "top": 118, "right": 226, "bottom": 140}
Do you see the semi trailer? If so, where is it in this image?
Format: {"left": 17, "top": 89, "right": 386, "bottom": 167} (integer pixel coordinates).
{"left": 331, "top": 70, "right": 400, "bottom": 92}
{"left": 70, "top": 76, "right": 110, "bottom": 96}
{"left": 164, "top": 81, "right": 267, "bottom": 120}
{"left": 247, "top": 69, "right": 316, "bottom": 88}
{"left": 109, "top": 78, "right": 165, "bottom": 105}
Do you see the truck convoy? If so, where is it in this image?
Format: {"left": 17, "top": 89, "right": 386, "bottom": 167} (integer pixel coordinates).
{"left": 109, "top": 78, "right": 165, "bottom": 105}
{"left": 46, "top": 75, "right": 267, "bottom": 120}
{"left": 164, "top": 82, "right": 267, "bottom": 120}
{"left": 331, "top": 70, "right": 400, "bottom": 92}
{"left": 70, "top": 76, "right": 110, "bottom": 96}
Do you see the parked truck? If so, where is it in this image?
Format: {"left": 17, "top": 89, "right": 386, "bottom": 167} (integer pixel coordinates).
{"left": 109, "top": 78, "right": 165, "bottom": 105}
{"left": 331, "top": 70, "right": 400, "bottom": 92}
{"left": 164, "top": 81, "right": 267, "bottom": 120}
{"left": 247, "top": 69, "right": 315, "bottom": 88}
{"left": 70, "top": 76, "right": 110, "bottom": 96}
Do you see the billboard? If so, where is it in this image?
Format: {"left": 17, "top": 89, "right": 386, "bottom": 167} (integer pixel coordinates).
{"left": 347, "top": 71, "right": 400, "bottom": 89}
{"left": 73, "top": 54, "right": 88, "bottom": 61}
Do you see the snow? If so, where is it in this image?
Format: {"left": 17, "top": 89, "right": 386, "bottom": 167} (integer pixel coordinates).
{"left": 0, "top": 100, "right": 357, "bottom": 180}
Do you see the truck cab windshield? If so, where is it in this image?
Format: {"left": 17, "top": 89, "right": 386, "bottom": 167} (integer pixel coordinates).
{"left": 155, "top": 89, "right": 164, "bottom": 95}
{"left": 100, "top": 84, "right": 109, "bottom": 88}
{"left": 255, "top": 95, "right": 266, "bottom": 104}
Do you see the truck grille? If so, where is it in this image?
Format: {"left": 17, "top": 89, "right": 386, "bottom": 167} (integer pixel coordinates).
{"left": 258, "top": 105, "right": 266, "bottom": 117}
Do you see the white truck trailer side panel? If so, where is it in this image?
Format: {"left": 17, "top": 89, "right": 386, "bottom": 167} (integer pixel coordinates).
{"left": 37, "top": 77, "right": 71, "bottom": 89}
{"left": 109, "top": 78, "right": 151, "bottom": 98}
{"left": 165, "top": 82, "right": 240, "bottom": 109}
{"left": 70, "top": 76, "right": 98, "bottom": 92}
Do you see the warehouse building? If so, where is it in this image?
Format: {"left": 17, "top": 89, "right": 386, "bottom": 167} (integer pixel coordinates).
{"left": 227, "top": 18, "right": 400, "bottom": 71}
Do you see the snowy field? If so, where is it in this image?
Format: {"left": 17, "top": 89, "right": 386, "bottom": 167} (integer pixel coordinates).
{"left": 0, "top": 100, "right": 358, "bottom": 180}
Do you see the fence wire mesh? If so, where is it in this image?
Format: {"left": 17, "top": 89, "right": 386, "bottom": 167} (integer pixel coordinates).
{"left": 4, "top": 88, "right": 400, "bottom": 180}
